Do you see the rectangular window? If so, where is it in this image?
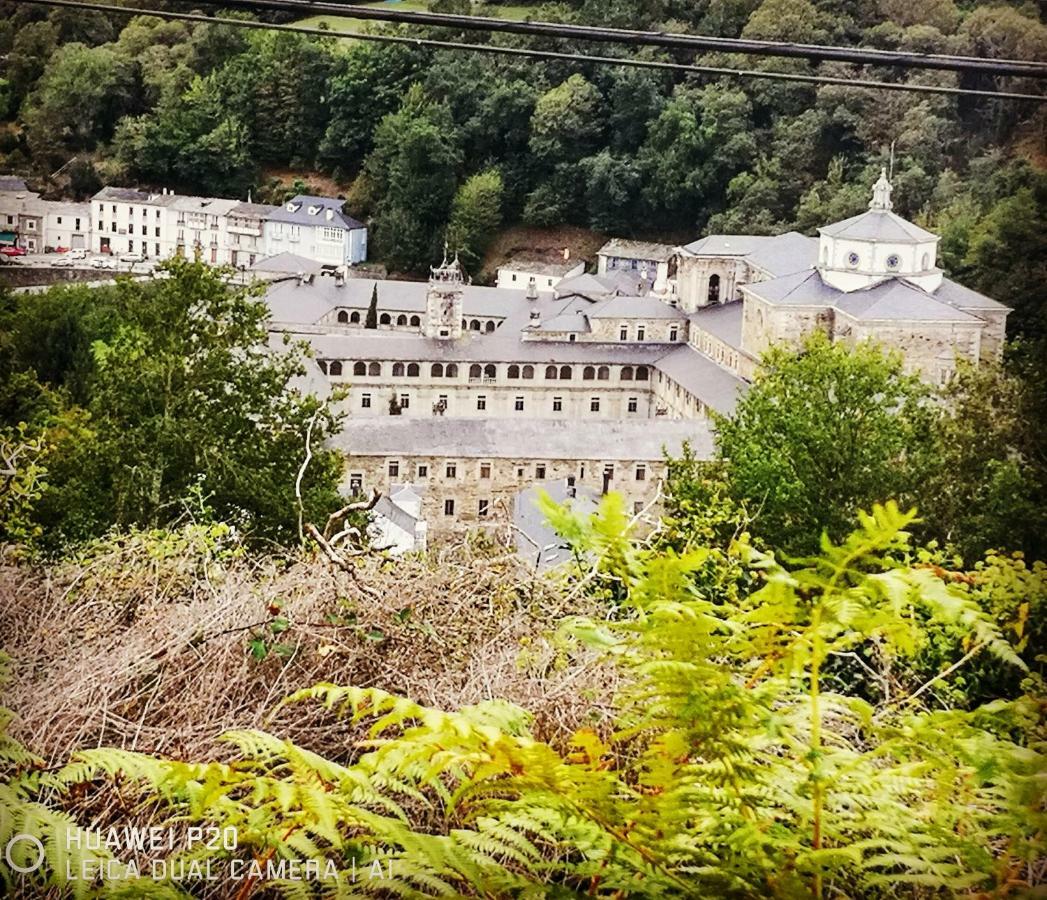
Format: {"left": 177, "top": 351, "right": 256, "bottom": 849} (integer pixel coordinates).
{"left": 619, "top": 326, "right": 628, "bottom": 341}
{"left": 478, "top": 499, "right": 489, "bottom": 517}
{"left": 536, "top": 464, "right": 546, "bottom": 479}
{"left": 388, "top": 461, "right": 399, "bottom": 477}
{"left": 590, "top": 397, "right": 600, "bottom": 412}
{"left": 57, "top": 216, "right": 62, "bottom": 225}
{"left": 446, "top": 463, "right": 457, "bottom": 478}
{"left": 476, "top": 395, "right": 486, "bottom": 411}
{"left": 155, "top": 243, "right": 160, "bottom": 256}
{"left": 514, "top": 396, "right": 524, "bottom": 411}
{"left": 349, "top": 473, "right": 363, "bottom": 493}
{"left": 636, "top": 465, "right": 647, "bottom": 481}
{"left": 361, "top": 393, "right": 371, "bottom": 409}
{"left": 444, "top": 499, "right": 455, "bottom": 516}
{"left": 669, "top": 326, "right": 679, "bottom": 341}
{"left": 480, "top": 463, "right": 491, "bottom": 479}
{"left": 637, "top": 326, "right": 646, "bottom": 341}
{"left": 417, "top": 464, "right": 428, "bottom": 478}
{"left": 111, "top": 223, "right": 116, "bottom": 232}
{"left": 399, "top": 393, "right": 410, "bottom": 409}
{"left": 438, "top": 394, "right": 448, "bottom": 410}
{"left": 129, "top": 223, "right": 134, "bottom": 234}
{"left": 26, "top": 220, "right": 35, "bottom": 231}
{"left": 128, "top": 240, "right": 133, "bottom": 252}
{"left": 628, "top": 397, "right": 638, "bottom": 413}
{"left": 634, "top": 501, "right": 644, "bottom": 514}
{"left": 98, "top": 205, "right": 103, "bottom": 214}
{"left": 552, "top": 397, "right": 562, "bottom": 412}
{"left": 155, "top": 227, "right": 160, "bottom": 237}
{"left": 75, "top": 218, "right": 81, "bottom": 230}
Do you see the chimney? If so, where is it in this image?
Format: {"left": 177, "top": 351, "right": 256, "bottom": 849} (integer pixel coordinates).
{"left": 295, "top": 270, "right": 304, "bottom": 286}
{"left": 528, "top": 309, "right": 541, "bottom": 328}
{"left": 526, "top": 279, "right": 538, "bottom": 301}
{"left": 563, "top": 247, "right": 570, "bottom": 261}
{"left": 334, "top": 268, "right": 345, "bottom": 287}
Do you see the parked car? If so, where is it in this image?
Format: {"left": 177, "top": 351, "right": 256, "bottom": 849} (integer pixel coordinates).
{"left": 52, "top": 256, "right": 74, "bottom": 268}
{"left": 0, "top": 246, "right": 26, "bottom": 257}
{"left": 90, "top": 256, "right": 113, "bottom": 269}
{"left": 69, "top": 248, "right": 88, "bottom": 260}
{"left": 119, "top": 252, "right": 143, "bottom": 263}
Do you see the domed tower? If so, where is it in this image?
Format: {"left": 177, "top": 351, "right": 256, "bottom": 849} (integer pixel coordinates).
{"left": 425, "top": 250, "right": 464, "bottom": 340}
{"left": 817, "top": 169, "right": 942, "bottom": 293}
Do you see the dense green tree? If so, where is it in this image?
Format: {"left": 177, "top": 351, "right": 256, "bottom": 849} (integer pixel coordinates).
{"left": 445, "top": 168, "right": 504, "bottom": 271}
{"left": 583, "top": 150, "right": 641, "bottom": 232}
{"left": 319, "top": 42, "right": 425, "bottom": 171}
{"left": 365, "top": 284, "right": 378, "bottom": 329}
{"left": 638, "top": 83, "right": 756, "bottom": 228}
{"left": 715, "top": 332, "right": 936, "bottom": 554}
{"left": 4, "top": 20, "right": 57, "bottom": 105}
{"left": 0, "top": 262, "right": 342, "bottom": 548}
{"left": 528, "top": 73, "right": 603, "bottom": 165}
{"left": 363, "top": 85, "right": 462, "bottom": 273}
{"left": 22, "top": 43, "right": 134, "bottom": 166}
{"left": 113, "top": 73, "right": 256, "bottom": 197}
{"left": 916, "top": 357, "right": 1047, "bottom": 562}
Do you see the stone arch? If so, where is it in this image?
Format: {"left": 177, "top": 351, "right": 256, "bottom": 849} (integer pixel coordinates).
{"left": 337, "top": 310, "right": 349, "bottom": 324}
{"left": 621, "top": 366, "right": 634, "bottom": 381}
{"left": 545, "top": 365, "right": 558, "bottom": 380}
{"left": 396, "top": 314, "right": 408, "bottom": 326}
{"left": 392, "top": 362, "right": 404, "bottom": 376}
{"left": 407, "top": 363, "right": 419, "bottom": 377}
{"left": 350, "top": 311, "right": 361, "bottom": 324}
{"left": 353, "top": 361, "right": 366, "bottom": 376}
{"left": 367, "top": 362, "right": 381, "bottom": 376}
{"left": 559, "top": 365, "right": 572, "bottom": 380}
{"left": 431, "top": 363, "right": 444, "bottom": 377}
{"left": 328, "top": 360, "right": 343, "bottom": 376}
{"left": 708, "top": 274, "right": 720, "bottom": 304}
{"left": 379, "top": 313, "right": 392, "bottom": 325}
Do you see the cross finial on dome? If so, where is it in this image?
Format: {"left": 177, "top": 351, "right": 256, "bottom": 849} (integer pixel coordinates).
{"left": 869, "top": 167, "right": 893, "bottom": 211}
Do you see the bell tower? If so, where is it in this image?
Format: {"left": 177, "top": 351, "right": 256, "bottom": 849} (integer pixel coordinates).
{"left": 425, "top": 250, "right": 464, "bottom": 340}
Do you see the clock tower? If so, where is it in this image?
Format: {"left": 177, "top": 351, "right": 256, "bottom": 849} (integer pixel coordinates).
{"left": 424, "top": 250, "right": 465, "bottom": 340}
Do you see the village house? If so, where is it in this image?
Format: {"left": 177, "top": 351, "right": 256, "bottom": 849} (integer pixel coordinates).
{"left": 264, "top": 195, "right": 367, "bottom": 266}
{"left": 495, "top": 255, "right": 585, "bottom": 291}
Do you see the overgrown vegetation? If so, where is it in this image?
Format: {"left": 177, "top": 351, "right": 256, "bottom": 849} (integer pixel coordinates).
{"left": 0, "top": 261, "right": 343, "bottom": 550}
{"left": 0, "top": 0, "right": 1044, "bottom": 296}
{"left": 0, "top": 498, "right": 1043, "bottom": 897}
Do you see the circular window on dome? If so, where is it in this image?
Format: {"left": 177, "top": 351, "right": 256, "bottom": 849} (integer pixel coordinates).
{"left": 847, "top": 252, "right": 860, "bottom": 268}
{"left": 886, "top": 254, "right": 900, "bottom": 270}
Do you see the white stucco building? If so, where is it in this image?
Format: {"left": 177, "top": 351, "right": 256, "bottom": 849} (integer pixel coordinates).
{"left": 264, "top": 195, "right": 367, "bottom": 266}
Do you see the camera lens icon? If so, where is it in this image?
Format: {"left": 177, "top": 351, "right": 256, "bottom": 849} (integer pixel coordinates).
{"left": 5, "top": 833, "right": 45, "bottom": 874}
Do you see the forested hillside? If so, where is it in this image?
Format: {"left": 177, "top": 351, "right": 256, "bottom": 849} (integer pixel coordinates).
{"left": 1, "top": 0, "right": 1044, "bottom": 316}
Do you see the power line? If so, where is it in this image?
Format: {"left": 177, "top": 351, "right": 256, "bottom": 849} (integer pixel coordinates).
{"left": 22, "top": 0, "right": 1047, "bottom": 103}
{"left": 208, "top": 0, "right": 1047, "bottom": 79}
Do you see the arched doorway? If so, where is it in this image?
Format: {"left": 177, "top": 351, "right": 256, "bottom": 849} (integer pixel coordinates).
{"left": 708, "top": 274, "right": 720, "bottom": 305}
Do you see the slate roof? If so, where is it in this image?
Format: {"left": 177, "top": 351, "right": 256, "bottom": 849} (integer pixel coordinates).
{"left": 680, "top": 231, "right": 817, "bottom": 278}
{"left": 229, "top": 202, "right": 278, "bottom": 218}
{"left": 0, "top": 177, "right": 28, "bottom": 192}
{"left": 588, "top": 295, "right": 689, "bottom": 321}
{"left": 819, "top": 209, "right": 937, "bottom": 243}
{"left": 514, "top": 480, "right": 600, "bottom": 568}
{"left": 171, "top": 195, "right": 239, "bottom": 215}
{"left": 598, "top": 239, "right": 676, "bottom": 262}
{"left": 93, "top": 186, "right": 179, "bottom": 205}
{"left": 689, "top": 301, "right": 744, "bottom": 350}
{"left": 498, "top": 258, "right": 583, "bottom": 277}
{"left": 833, "top": 282, "right": 982, "bottom": 323}
{"left": 266, "top": 194, "right": 365, "bottom": 231}
{"left": 251, "top": 252, "right": 326, "bottom": 275}
{"left": 265, "top": 276, "right": 519, "bottom": 323}
{"left": 933, "top": 278, "right": 1009, "bottom": 312}
{"left": 328, "top": 417, "right": 716, "bottom": 461}
{"left": 744, "top": 270, "right": 985, "bottom": 323}
{"left": 654, "top": 345, "right": 748, "bottom": 416}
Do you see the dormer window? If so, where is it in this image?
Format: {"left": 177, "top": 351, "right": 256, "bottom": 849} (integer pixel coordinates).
{"left": 286, "top": 202, "right": 300, "bottom": 213}
{"left": 308, "top": 205, "right": 320, "bottom": 215}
